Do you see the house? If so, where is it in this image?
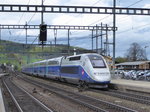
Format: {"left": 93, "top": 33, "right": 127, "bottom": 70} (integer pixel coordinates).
{"left": 115, "top": 61, "right": 150, "bottom": 70}
{"left": 103, "top": 55, "right": 113, "bottom": 70}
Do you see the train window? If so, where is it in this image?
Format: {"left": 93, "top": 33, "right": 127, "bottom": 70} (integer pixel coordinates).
{"left": 39, "top": 62, "right": 46, "bottom": 66}
{"left": 60, "top": 67, "right": 79, "bottom": 74}
{"left": 48, "top": 61, "right": 59, "bottom": 65}
{"left": 88, "top": 55, "right": 106, "bottom": 68}
{"left": 69, "top": 56, "right": 81, "bottom": 61}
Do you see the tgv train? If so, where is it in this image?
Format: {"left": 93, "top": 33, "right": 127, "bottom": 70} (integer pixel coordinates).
{"left": 22, "top": 53, "right": 111, "bottom": 88}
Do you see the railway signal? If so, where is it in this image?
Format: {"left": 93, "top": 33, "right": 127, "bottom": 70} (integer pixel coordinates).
{"left": 39, "top": 24, "right": 47, "bottom": 45}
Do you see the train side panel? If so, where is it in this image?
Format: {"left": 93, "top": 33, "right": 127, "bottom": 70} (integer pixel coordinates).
{"left": 22, "top": 53, "right": 111, "bottom": 88}
{"left": 45, "top": 57, "right": 62, "bottom": 79}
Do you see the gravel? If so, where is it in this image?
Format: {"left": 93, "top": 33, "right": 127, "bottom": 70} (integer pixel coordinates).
{"left": 15, "top": 74, "right": 150, "bottom": 112}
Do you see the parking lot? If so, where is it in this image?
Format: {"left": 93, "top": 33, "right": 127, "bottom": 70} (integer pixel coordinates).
{"left": 114, "top": 70, "right": 150, "bottom": 81}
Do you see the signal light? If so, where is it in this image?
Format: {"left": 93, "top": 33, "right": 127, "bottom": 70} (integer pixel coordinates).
{"left": 39, "top": 24, "right": 47, "bottom": 43}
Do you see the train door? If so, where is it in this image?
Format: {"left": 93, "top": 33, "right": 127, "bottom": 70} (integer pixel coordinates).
{"left": 60, "top": 56, "right": 81, "bottom": 83}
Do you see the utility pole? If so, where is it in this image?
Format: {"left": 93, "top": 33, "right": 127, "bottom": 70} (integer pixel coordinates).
{"left": 50, "top": 41, "right": 52, "bottom": 51}
{"left": 41, "top": 0, "right": 44, "bottom": 24}
{"left": 54, "top": 29, "right": 57, "bottom": 46}
{"left": 25, "top": 22, "right": 29, "bottom": 64}
{"left": 113, "top": 0, "right": 116, "bottom": 71}
{"left": 144, "top": 46, "right": 149, "bottom": 60}
{"left": 25, "top": 22, "right": 27, "bottom": 47}
{"left": 68, "top": 29, "right": 70, "bottom": 55}
{"left": 92, "top": 30, "right": 94, "bottom": 51}
{"left": 101, "top": 22, "right": 103, "bottom": 55}
{"left": 96, "top": 25, "right": 98, "bottom": 53}
{"left": 105, "top": 24, "right": 108, "bottom": 56}
{"left": 40, "top": 0, "right": 44, "bottom": 50}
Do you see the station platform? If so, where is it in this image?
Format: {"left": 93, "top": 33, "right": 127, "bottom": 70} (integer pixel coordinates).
{"left": 0, "top": 88, "right": 5, "bottom": 112}
{"left": 110, "top": 79, "right": 150, "bottom": 93}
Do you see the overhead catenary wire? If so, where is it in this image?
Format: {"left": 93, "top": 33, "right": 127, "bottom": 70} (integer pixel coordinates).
{"left": 9, "top": 0, "right": 31, "bottom": 42}
{"left": 18, "top": 0, "right": 31, "bottom": 24}
{"left": 63, "top": 0, "right": 103, "bottom": 25}
{"left": 12, "top": 0, "right": 47, "bottom": 43}
{"left": 10, "top": 0, "right": 31, "bottom": 42}
{"left": 71, "top": 0, "right": 145, "bottom": 36}
{"left": 6, "top": 0, "right": 146, "bottom": 45}
{"left": 117, "top": 22, "right": 150, "bottom": 35}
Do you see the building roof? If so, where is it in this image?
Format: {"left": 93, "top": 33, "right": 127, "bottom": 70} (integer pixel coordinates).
{"left": 116, "top": 61, "right": 150, "bottom": 66}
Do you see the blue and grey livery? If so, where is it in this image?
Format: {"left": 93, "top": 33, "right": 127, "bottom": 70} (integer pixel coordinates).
{"left": 22, "top": 53, "right": 111, "bottom": 88}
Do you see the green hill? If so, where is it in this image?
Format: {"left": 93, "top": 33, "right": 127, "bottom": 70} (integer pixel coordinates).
{"left": 0, "top": 40, "right": 90, "bottom": 70}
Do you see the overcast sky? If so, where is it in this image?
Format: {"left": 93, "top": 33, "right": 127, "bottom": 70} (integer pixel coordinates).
{"left": 0, "top": 0, "right": 150, "bottom": 59}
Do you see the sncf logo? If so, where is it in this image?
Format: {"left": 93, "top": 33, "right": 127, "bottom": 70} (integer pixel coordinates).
{"left": 82, "top": 69, "right": 84, "bottom": 75}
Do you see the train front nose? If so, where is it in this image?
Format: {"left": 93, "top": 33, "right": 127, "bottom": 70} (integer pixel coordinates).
{"left": 93, "top": 71, "right": 111, "bottom": 82}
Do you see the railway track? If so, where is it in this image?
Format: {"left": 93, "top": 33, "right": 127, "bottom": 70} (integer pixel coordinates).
{"left": 22, "top": 73, "right": 150, "bottom": 106}
{"left": 126, "top": 89, "right": 150, "bottom": 96}
{"left": 2, "top": 76, "right": 53, "bottom": 112}
{"left": 91, "top": 89, "right": 150, "bottom": 105}
{"left": 18, "top": 75, "right": 137, "bottom": 112}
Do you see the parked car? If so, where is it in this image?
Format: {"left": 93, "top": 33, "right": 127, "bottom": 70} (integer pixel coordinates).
{"left": 143, "top": 71, "right": 150, "bottom": 81}
{"left": 123, "top": 71, "right": 134, "bottom": 79}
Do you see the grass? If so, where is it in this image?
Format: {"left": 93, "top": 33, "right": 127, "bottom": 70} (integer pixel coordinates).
{"left": 0, "top": 40, "right": 87, "bottom": 70}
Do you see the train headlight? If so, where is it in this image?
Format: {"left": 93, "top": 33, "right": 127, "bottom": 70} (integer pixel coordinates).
{"left": 94, "top": 73, "right": 97, "bottom": 75}
{"left": 94, "top": 72, "right": 110, "bottom": 76}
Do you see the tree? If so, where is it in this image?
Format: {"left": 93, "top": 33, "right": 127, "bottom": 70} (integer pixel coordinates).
{"left": 115, "top": 57, "right": 127, "bottom": 64}
{"left": 125, "top": 42, "right": 147, "bottom": 61}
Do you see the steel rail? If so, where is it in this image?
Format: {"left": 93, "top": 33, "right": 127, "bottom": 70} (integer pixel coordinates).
{"left": 111, "top": 90, "right": 150, "bottom": 101}
{"left": 91, "top": 89, "right": 150, "bottom": 105}
{"left": 13, "top": 81, "right": 53, "bottom": 112}
{"left": 2, "top": 77, "right": 53, "bottom": 112}
{"left": 3, "top": 79, "right": 23, "bottom": 112}
{"left": 19, "top": 75, "right": 138, "bottom": 112}
{"left": 18, "top": 76, "right": 108, "bottom": 112}
{"left": 126, "top": 89, "right": 150, "bottom": 96}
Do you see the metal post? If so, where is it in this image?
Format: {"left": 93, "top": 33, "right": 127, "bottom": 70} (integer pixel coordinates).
{"left": 113, "top": 0, "right": 116, "bottom": 70}
{"left": 144, "top": 46, "right": 149, "bottom": 60}
{"left": 106, "top": 24, "right": 108, "bottom": 56}
{"left": 27, "top": 53, "right": 30, "bottom": 64}
{"left": 41, "top": 0, "right": 44, "bottom": 24}
{"left": 96, "top": 25, "right": 98, "bottom": 53}
{"left": 92, "top": 30, "right": 94, "bottom": 51}
{"left": 101, "top": 22, "right": 103, "bottom": 55}
{"left": 50, "top": 41, "right": 52, "bottom": 51}
{"left": 54, "top": 29, "right": 57, "bottom": 46}
{"left": 68, "top": 29, "right": 70, "bottom": 55}
{"left": 25, "top": 22, "right": 28, "bottom": 64}
{"left": 25, "top": 22, "right": 27, "bottom": 46}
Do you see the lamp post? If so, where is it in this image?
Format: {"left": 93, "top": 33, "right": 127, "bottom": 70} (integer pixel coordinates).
{"left": 144, "top": 46, "right": 149, "bottom": 60}
{"left": 144, "top": 46, "right": 149, "bottom": 70}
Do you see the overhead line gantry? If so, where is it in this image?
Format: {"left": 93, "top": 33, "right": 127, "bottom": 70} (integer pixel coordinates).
{"left": 0, "top": 3, "right": 150, "bottom": 68}
{"left": 0, "top": 4, "right": 150, "bottom": 15}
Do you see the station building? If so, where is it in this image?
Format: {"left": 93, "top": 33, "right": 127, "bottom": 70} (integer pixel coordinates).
{"left": 115, "top": 61, "right": 150, "bottom": 70}
{"left": 103, "top": 55, "right": 113, "bottom": 69}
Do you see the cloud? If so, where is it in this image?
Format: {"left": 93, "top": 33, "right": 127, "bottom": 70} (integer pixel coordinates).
{"left": 0, "top": 0, "right": 150, "bottom": 59}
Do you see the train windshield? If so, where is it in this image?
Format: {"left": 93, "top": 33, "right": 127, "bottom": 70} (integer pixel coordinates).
{"left": 88, "top": 55, "right": 106, "bottom": 68}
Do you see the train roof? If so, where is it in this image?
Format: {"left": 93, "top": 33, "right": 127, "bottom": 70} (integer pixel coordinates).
{"left": 66, "top": 53, "right": 102, "bottom": 58}
{"left": 23, "top": 53, "right": 102, "bottom": 67}
{"left": 47, "top": 56, "right": 63, "bottom": 61}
